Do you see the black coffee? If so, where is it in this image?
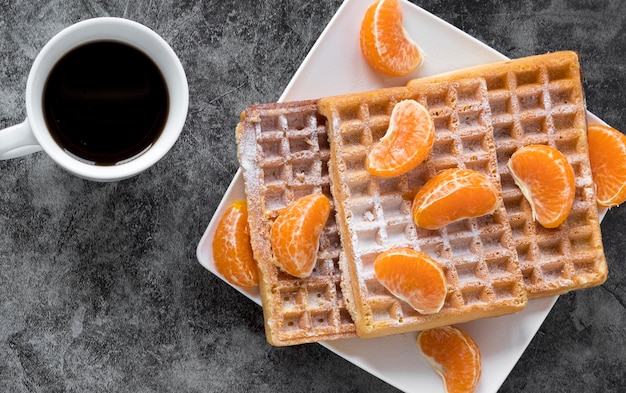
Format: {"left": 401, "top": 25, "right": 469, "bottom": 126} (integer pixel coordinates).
{"left": 44, "top": 41, "right": 168, "bottom": 165}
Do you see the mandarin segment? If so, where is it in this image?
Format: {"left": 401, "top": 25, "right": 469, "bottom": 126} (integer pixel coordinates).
{"left": 366, "top": 99, "right": 435, "bottom": 178}
{"left": 587, "top": 123, "right": 626, "bottom": 207}
{"left": 360, "top": 0, "right": 423, "bottom": 76}
{"left": 507, "top": 144, "right": 575, "bottom": 228}
{"left": 270, "top": 193, "right": 331, "bottom": 278}
{"left": 373, "top": 248, "right": 446, "bottom": 314}
{"left": 417, "top": 325, "right": 481, "bottom": 393}
{"left": 212, "top": 200, "right": 259, "bottom": 288}
{"left": 412, "top": 168, "right": 499, "bottom": 230}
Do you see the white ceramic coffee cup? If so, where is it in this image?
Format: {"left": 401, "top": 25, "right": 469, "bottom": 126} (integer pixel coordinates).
{"left": 0, "top": 17, "right": 188, "bottom": 181}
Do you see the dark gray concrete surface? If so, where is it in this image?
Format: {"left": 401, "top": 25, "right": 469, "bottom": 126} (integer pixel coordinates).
{"left": 0, "top": 0, "right": 624, "bottom": 392}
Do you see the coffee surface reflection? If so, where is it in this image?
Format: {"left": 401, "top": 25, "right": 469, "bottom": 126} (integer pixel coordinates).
{"left": 44, "top": 41, "right": 169, "bottom": 165}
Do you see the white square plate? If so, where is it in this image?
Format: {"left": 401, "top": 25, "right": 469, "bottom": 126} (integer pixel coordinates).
{"left": 196, "top": 0, "right": 606, "bottom": 391}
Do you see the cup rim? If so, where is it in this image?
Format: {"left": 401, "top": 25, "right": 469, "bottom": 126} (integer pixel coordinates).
{"left": 25, "top": 17, "right": 189, "bottom": 181}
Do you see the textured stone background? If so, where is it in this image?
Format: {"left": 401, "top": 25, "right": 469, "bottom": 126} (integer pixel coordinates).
{"left": 0, "top": 0, "right": 624, "bottom": 392}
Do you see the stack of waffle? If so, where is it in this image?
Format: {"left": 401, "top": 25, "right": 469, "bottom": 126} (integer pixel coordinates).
{"left": 234, "top": 51, "right": 607, "bottom": 345}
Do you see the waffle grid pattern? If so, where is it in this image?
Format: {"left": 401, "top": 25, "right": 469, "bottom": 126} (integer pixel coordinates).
{"left": 410, "top": 52, "right": 607, "bottom": 297}
{"left": 236, "top": 101, "right": 356, "bottom": 345}
{"left": 233, "top": 52, "right": 606, "bottom": 345}
{"left": 487, "top": 61, "right": 606, "bottom": 297}
{"left": 320, "top": 81, "right": 528, "bottom": 337}
{"left": 409, "top": 52, "right": 607, "bottom": 298}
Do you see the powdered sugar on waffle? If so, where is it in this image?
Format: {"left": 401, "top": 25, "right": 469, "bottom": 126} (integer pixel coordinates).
{"left": 236, "top": 100, "right": 356, "bottom": 346}
{"left": 320, "top": 80, "right": 528, "bottom": 338}
{"left": 409, "top": 51, "right": 607, "bottom": 297}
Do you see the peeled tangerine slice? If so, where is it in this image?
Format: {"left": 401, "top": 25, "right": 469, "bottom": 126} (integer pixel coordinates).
{"left": 212, "top": 200, "right": 259, "bottom": 288}
{"left": 412, "top": 168, "right": 499, "bottom": 230}
{"left": 507, "top": 144, "right": 575, "bottom": 228}
{"left": 270, "top": 193, "right": 331, "bottom": 278}
{"left": 360, "top": 0, "right": 423, "bottom": 76}
{"left": 373, "top": 248, "right": 446, "bottom": 314}
{"left": 366, "top": 99, "right": 435, "bottom": 178}
{"left": 417, "top": 325, "right": 482, "bottom": 393}
{"left": 587, "top": 123, "right": 626, "bottom": 207}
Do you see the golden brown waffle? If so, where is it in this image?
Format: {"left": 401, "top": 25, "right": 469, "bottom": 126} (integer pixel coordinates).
{"left": 318, "top": 80, "right": 528, "bottom": 338}
{"left": 235, "top": 100, "right": 356, "bottom": 346}
{"left": 409, "top": 51, "right": 608, "bottom": 297}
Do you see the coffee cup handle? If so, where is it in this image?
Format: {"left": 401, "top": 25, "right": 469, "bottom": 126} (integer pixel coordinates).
{"left": 0, "top": 119, "right": 43, "bottom": 160}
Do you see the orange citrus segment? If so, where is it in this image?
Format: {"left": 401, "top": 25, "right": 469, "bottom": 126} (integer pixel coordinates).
{"left": 587, "top": 123, "right": 626, "bottom": 207}
{"left": 507, "top": 144, "right": 575, "bottom": 228}
{"left": 212, "top": 200, "right": 259, "bottom": 288}
{"left": 417, "top": 325, "right": 481, "bottom": 393}
{"left": 373, "top": 248, "right": 446, "bottom": 314}
{"left": 366, "top": 99, "right": 434, "bottom": 178}
{"left": 412, "top": 168, "right": 499, "bottom": 230}
{"left": 360, "top": 0, "right": 423, "bottom": 76}
{"left": 270, "top": 194, "right": 331, "bottom": 278}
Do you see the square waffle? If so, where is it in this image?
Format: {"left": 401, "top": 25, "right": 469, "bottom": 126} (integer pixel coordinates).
{"left": 235, "top": 100, "right": 356, "bottom": 346}
{"left": 318, "top": 80, "right": 528, "bottom": 338}
{"left": 409, "top": 51, "right": 608, "bottom": 297}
